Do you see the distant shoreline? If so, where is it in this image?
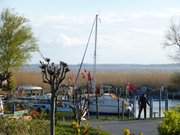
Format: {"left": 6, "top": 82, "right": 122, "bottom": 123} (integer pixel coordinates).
{"left": 20, "top": 63, "right": 180, "bottom": 73}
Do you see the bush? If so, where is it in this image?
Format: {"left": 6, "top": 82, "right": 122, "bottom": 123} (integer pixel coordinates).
{"left": 123, "top": 128, "right": 143, "bottom": 135}
{"left": 0, "top": 118, "right": 110, "bottom": 135}
{"left": 70, "top": 121, "right": 110, "bottom": 135}
{"left": 172, "top": 106, "right": 180, "bottom": 112}
{"left": 0, "top": 118, "right": 49, "bottom": 135}
{"left": 158, "top": 110, "right": 180, "bottom": 135}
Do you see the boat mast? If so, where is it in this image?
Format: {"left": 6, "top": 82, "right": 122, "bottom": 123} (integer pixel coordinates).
{"left": 94, "top": 14, "right": 99, "bottom": 119}
{"left": 93, "top": 14, "right": 98, "bottom": 91}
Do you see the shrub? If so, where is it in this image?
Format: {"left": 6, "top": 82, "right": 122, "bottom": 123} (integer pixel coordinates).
{"left": 70, "top": 121, "right": 110, "bottom": 135}
{"left": 123, "top": 128, "right": 131, "bottom": 135}
{"left": 123, "top": 128, "right": 143, "bottom": 135}
{"left": 173, "top": 106, "right": 180, "bottom": 112}
{"left": 0, "top": 118, "right": 28, "bottom": 135}
{"left": 0, "top": 118, "right": 49, "bottom": 135}
{"left": 0, "top": 118, "right": 110, "bottom": 135}
{"left": 158, "top": 110, "right": 180, "bottom": 135}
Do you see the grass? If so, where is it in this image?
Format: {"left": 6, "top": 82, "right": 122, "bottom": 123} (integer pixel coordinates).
{"left": 88, "top": 115, "right": 134, "bottom": 121}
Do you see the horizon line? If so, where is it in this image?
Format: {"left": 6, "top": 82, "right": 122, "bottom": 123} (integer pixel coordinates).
{"left": 26, "top": 63, "right": 180, "bottom": 66}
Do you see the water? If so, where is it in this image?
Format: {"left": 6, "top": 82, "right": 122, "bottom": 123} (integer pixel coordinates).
{"left": 21, "top": 64, "right": 180, "bottom": 72}
{"left": 134, "top": 100, "right": 180, "bottom": 118}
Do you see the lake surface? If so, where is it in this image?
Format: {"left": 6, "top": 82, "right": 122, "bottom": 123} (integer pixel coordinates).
{"left": 21, "top": 64, "right": 180, "bottom": 72}
{"left": 134, "top": 99, "right": 180, "bottom": 118}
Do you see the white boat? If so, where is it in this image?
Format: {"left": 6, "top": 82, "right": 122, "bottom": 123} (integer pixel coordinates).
{"left": 23, "top": 95, "right": 74, "bottom": 113}
{"left": 89, "top": 93, "right": 132, "bottom": 115}
{"left": 29, "top": 101, "right": 73, "bottom": 113}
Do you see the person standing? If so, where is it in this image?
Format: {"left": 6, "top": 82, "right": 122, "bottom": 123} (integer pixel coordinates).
{"left": 138, "top": 94, "right": 150, "bottom": 119}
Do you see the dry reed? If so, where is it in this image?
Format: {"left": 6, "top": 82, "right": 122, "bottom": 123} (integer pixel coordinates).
{"left": 14, "top": 71, "right": 172, "bottom": 90}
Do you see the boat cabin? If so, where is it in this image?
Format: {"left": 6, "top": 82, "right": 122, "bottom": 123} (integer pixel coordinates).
{"left": 16, "top": 86, "right": 43, "bottom": 97}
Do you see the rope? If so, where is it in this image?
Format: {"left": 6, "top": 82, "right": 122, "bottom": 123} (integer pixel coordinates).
{"left": 38, "top": 49, "right": 46, "bottom": 60}
{"left": 74, "top": 17, "right": 96, "bottom": 87}
{"left": 37, "top": 15, "right": 97, "bottom": 88}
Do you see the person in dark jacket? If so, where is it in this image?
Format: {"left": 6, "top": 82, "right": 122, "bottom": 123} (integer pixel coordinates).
{"left": 138, "top": 93, "right": 150, "bottom": 119}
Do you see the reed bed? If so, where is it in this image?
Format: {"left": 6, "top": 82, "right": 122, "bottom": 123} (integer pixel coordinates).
{"left": 14, "top": 71, "right": 172, "bottom": 90}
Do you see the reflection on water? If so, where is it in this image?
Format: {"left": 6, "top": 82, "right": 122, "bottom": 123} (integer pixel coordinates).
{"left": 134, "top": 100, "right": 180, "bottom": 118}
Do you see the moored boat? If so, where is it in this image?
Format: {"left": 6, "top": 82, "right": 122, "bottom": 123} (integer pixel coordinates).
{"left": 89, "top": 93, "right": 132, "bottom": 115}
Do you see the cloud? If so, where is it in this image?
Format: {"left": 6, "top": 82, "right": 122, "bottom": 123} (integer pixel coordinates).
{"left": 57, "top": 34, "right": 84, "bottom": 47}
{"left": 25, "top": 8, "right": 180, "bottom": 64}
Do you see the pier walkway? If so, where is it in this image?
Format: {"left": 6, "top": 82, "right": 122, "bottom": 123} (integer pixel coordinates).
{"left": 90, "top": 119, "right": 161, "bottom": 135}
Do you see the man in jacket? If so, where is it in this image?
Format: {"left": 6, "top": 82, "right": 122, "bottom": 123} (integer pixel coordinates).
{"left": 138, "top": 93, "right": 150, "bottom": 119}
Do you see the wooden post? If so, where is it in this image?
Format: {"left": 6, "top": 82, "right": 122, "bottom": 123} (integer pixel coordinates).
{"left": 118, "top": 88, "right": 120, "bottom": 119}
{"left": 159, "top": 86, "right": 163, "bottom": 118}
{"left": 133, "top": 96, "right": 136, "bottom": 119}
{"left": 165, "top": 90, "right": 168, "bottom": 111}
{"left": 122, "top": 100, "right": 125, "bottom": 120}
{"left": 12, "top": 102, "right": 16, "bottom": 114}
{"left": 95, "top": 92, "right": 99, "bottom": 119}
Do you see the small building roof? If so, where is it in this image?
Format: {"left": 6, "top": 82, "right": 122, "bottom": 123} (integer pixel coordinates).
{"left": 17, "top": 85, "right": 42, "bottom": 90}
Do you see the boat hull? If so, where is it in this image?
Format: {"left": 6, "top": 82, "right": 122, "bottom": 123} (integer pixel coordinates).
{"left": 88, "top": 94, "right": 132, "bottom": 115}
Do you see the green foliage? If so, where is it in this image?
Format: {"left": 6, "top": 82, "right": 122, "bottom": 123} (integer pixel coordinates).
{"left": 56, "top": 112, "right": 74, "bottom": 121}
{"left": 0, "top": 118, "right": 49, "bottom": 135}
{"left": 72, "top": 121, "right": 81, "bottom": 135}
{"left": 88, "top": 127, "right": 110, "bottom": 135}
{"left": 123, "top": 128, "right": 131, "bottom": 135}
{"left": 8, "top": 75, "right": 16, "bottom": 91}
{"left": 0, "top": 9, "right": 38, "bottom": 91}
{"left": 0, "top": 9, "right": 38, "bottom": 71}
{"left": 56, "top": 123, "right": 74, "bottom": 135}
{"left": 28, "top": 120, "right": 50, "bottom": 135}
{"left": 71, "top": 121, "right": 110, "bottom": 135}
{"left": 158, "top": 110, "right": 180, "bottom": 135}
{"left": 123, "top": 128, "right": 143, "bottom": 135}
{"left": 0, "top": 118, "right": 110, "bottom": 135}
{"left": 35, "top": 111, "right": 74, "bottom": 121}
{"left": 173, "top": 106, "right": 180, "bottom": 112}
{"left": 2, "top": 74, "right": 17, "bottom": 91}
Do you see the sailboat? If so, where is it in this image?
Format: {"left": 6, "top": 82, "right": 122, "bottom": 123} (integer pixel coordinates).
{"left": 89, "top": 93, "right": 132, "bottom": 115}
{"left": 74, "top": 14, "right": 133, "bottom": 116}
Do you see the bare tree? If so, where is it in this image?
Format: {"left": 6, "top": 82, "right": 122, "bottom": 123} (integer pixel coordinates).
{"left": 164, "top": 20, "right": 180, "bottom": 88}
{"left": 40, "top": 58, "right": 69, "bottom": 135}
{"left": 164, "top": 20, "right": 180, "bottom": 60}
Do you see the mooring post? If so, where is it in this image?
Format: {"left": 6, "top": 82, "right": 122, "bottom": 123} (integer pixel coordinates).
{"left": 12, "top": 102, "right": 16, "bottom": 114}
{"left": 133, "top": 96, "right": 136, "bottom": 119}
{"left": 159, "top": 86, "right": 163, "bottom": 118}
{"left": 118, "top": 88, "right": 120, "bottom": 119}
{"left": 165, "top": 90, "right": 168, "bottom": 112}
{"left": 122, "top": 100, "right": 125, "bottom": 120}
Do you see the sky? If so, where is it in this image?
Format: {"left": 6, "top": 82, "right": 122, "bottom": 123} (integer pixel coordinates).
{"left": 1, "top": 0, "right": 180, "bottom": 64}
